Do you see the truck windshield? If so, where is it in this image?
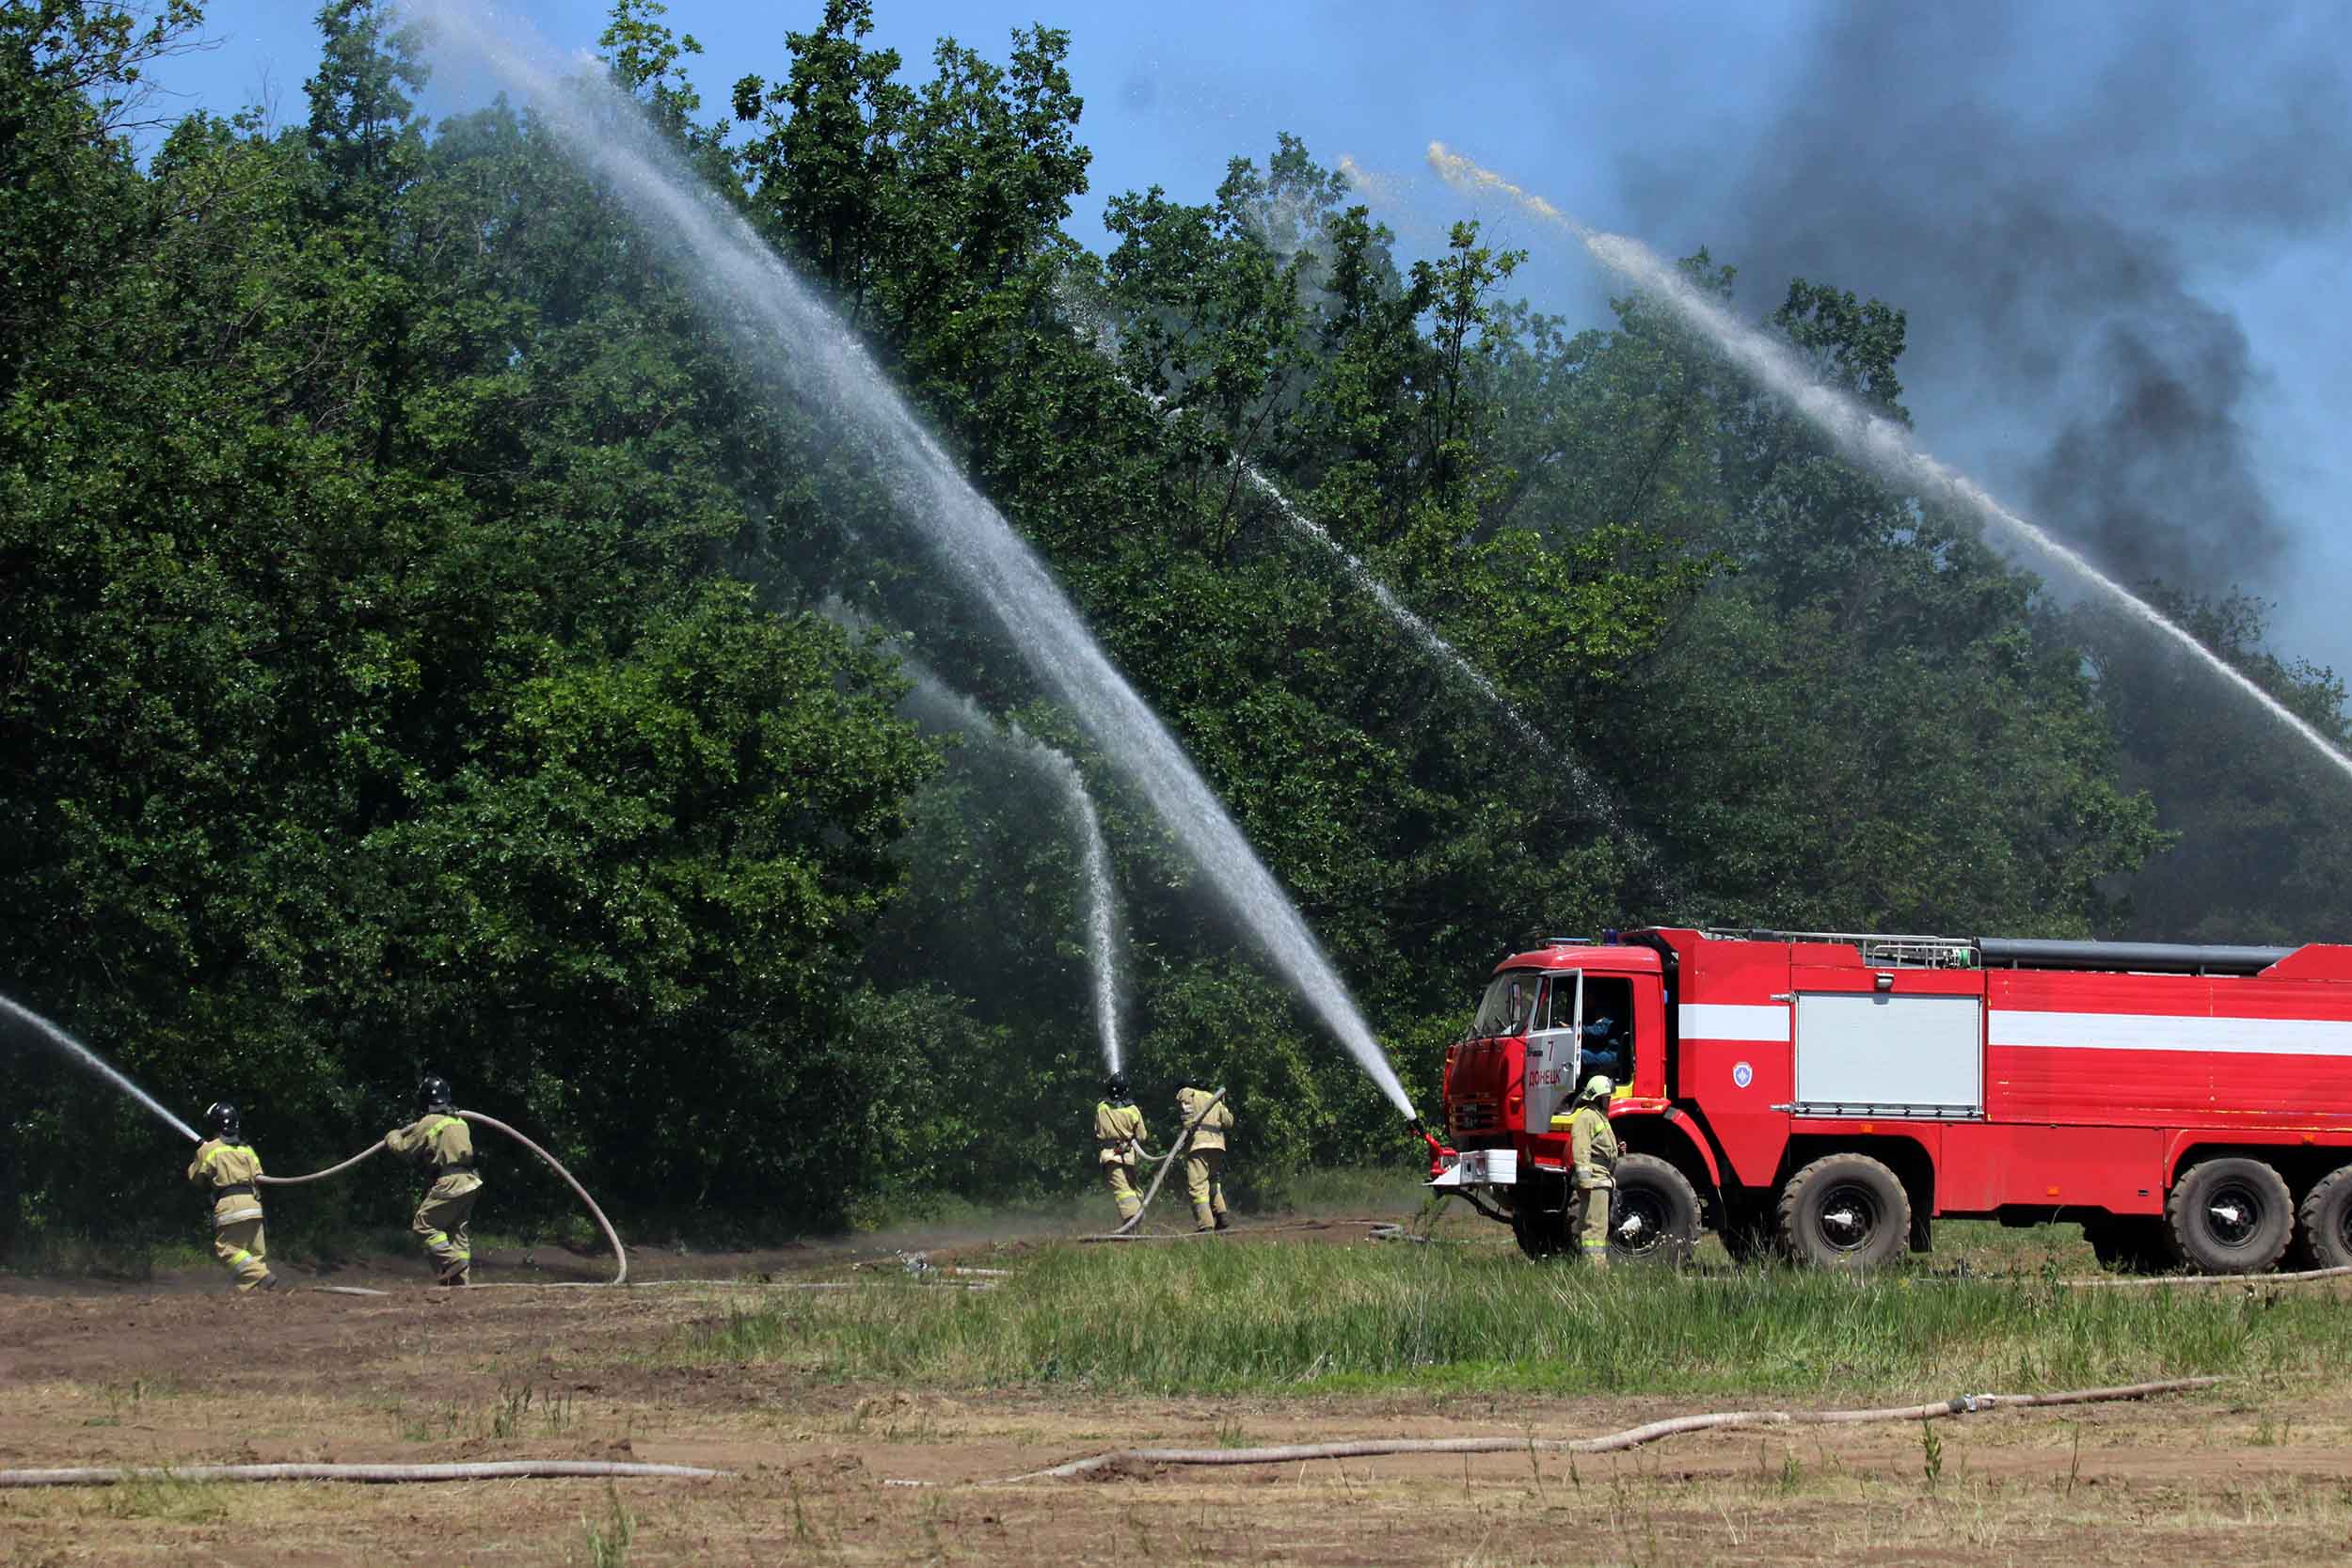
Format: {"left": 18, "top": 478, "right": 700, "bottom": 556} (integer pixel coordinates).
{"left": 1470, "top": 971, "right": 1544, "bottom": 1037}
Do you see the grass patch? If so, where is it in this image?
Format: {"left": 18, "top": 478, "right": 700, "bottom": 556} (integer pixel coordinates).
{"left": 1249, "top": 1164, "right": 1437, "bottom": 1217}
{"left": 683, "top": 1243, "right": 2330, "bottom": 1399}
{"left": 102, "top": 1471, "right": 230, "bottom": 1523}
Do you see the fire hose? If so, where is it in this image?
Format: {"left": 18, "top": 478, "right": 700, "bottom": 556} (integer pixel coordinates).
{"left": 0, "top": 1460, "right": 725, "bottom": 1488}
{"left": 255, "top": 1110, "right": 628, "bottom": 1287}
{"left": 885, "top": 1375, "right": 2221, "bottom": 1486}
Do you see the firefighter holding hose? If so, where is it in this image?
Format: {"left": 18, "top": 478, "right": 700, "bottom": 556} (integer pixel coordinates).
{"left": 187, "top": 1101, "right": 283, "bottom": 1293}
{"left": 386, "top": 1075, "right": 482, "bottom": 1286}
{"left": 1094, "top": 1073, "right": 1148, "bottom": 1226}
{"left": 1175, "top": 1079, "right": 1234, "bottom": 1232}
{"left": 1564, "top": 1074, "right": 1620, "bottom": 1270}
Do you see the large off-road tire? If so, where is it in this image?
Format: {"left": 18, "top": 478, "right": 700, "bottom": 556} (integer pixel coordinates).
{"left": 2082, "top": 1215, "right": 2177, "bottom": 1275}
{"left": 2293, "top": 1164, "right": 2352, "bottom": 1270}
{"left": 1775, "top": 1153, "right": 1911, "bottom": 1269}
{"left": 1608, "top": 1154, "right": 1700, "bottom": 1266}
{"left": 1510, "top": 1184, "right": 1567, "bottom": 1261}
{"left": 2165, "top": 1157, "right": 2293, "bottom": 1275}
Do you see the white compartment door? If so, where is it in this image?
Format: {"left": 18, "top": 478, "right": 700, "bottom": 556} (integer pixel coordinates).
{"left": 1792, "top": 992, "right": 1983, "bottom": 1117}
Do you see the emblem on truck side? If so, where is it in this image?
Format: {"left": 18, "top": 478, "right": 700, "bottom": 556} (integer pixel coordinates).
{"left": 1732, "top": 1061, "right": 1754, "bottom": 1088}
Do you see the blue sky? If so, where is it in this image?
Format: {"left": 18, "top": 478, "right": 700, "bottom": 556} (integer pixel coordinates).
{"left": 148, "top": 1, "right": 2352, "bottom": 675}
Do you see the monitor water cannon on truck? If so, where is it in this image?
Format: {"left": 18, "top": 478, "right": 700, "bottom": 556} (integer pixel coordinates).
{"left": 1422, "top": 927, "right": 2352, "bottom": 1273}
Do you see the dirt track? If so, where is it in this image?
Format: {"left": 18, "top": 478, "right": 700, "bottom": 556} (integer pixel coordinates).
{"left": 2, "top": 1237, "right": 2347, "bottom": 1565}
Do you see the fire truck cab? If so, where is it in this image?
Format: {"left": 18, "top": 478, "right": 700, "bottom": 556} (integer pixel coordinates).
{"left": 1430, "top": 927, "right": 2352, "bottom": 1274}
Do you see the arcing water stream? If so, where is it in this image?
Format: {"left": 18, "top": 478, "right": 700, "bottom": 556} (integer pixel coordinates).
{"left": 1, "top": 991, "right": 199, "bottom": 1143}
{"left": 897, "top": 673, "right": 1127, "bottom": 1074}
{"left": 1062, "top": 295, "right": 1632, "bottom": 836}
{"left": 428, "top": 10, "right": 1415, "bottom": 1116}
{"left": 1421, "top": 143, "right": 2352, "bottom": 789}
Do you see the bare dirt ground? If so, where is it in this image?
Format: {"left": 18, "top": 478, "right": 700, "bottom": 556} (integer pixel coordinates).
{"left": 2, "top": 1225, "right": 2347, "bottom": 1567}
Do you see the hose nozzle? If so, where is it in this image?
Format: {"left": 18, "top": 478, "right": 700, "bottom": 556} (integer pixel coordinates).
{"left": 1408, "top": 1117, "right": 1454, "bottom": 1180}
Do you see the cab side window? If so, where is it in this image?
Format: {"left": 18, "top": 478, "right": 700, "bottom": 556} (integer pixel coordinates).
{"left": 1580, "top": 977, "right": 1633, "bottom": 1083}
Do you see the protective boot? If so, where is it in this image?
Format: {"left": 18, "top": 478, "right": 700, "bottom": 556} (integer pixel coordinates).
{"left": 259, "top": 1272, "right": 285, "bottom": 1292}
{"left": 1214, "top": 1212, "right": 1232, "bottom": 1231}
{"left": 1193, "top": 1201, "right": 1217, "bottom": 1233}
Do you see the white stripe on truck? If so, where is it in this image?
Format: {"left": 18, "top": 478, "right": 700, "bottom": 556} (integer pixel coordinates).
{"left": 1988, "top": 1010, "right": 2352, "bottom": 1056}
{"left": 1678, "top": 1004, "right": 1790, "bottom": 1043}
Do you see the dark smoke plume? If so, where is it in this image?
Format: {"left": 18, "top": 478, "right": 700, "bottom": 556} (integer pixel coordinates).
{"left": 1618, "top": 0, "right": 2351, "bottom": 592}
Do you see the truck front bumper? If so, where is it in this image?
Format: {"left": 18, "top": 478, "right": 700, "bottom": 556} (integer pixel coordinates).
{"left": 1428, "top": 1148, "right": 1518, "bottom": 1189}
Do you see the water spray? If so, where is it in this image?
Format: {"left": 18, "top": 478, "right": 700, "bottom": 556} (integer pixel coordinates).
{"left": 1061, "top": 290, "right": 1630, "bottom": 834}
{"left": 0, "top": 991, "right": 199, "bottom": 1142}
{"left": 894, "top": 667, "right": 1127, "bottom": 1075}
{"left": 423, "top": 7, "right": 1416, "bottom": 1117}
{"left": 1415, "top": 142, "right": 2352, "bottom": 789}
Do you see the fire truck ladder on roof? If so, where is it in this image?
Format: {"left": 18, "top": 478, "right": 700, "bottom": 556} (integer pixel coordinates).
{"left": 1700, "top": 927, "right": 2294, "bottom": 976}
{"left": 1700, "top": 927, "right": 1979, "bottom": 969}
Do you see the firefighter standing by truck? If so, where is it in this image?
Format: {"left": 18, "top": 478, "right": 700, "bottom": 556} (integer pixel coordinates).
{"left": 1561, "top": 1075, "right": 1619, "bottom": 1269}
{"left": 187, "top": 1101, "right": 283, "bottom": 1293}
{"left": 1174, "top": 1080, "right": 1234, "bottom": 1232}
{"left": 386, "top": 1075, "right": 482, "bottom": 1286}
{"left": 1094, "top": 1073, "right": 1148, "bottom": 1226}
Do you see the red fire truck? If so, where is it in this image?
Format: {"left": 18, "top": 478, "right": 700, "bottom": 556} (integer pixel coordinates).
{"left": 1427, "top": 927, "right": 2352, "bottom": 1273}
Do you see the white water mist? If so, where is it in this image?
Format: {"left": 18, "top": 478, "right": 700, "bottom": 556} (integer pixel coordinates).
{"left": 1422, "top": 142, "right": 2352, "bottom": 789}
{"left": 1064, "top": 297, "right": 1630, "bottom": 834}
{"left": 427, "top": 10, "right": 1414, "bottom": 1116}
{"left": 897, "top": 673, "right": 1126, "bottom": 1075}
{"left": 2, "top": 991, "right": 200, "bottom": 1142}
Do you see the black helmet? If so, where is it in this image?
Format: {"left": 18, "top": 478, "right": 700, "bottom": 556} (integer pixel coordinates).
{"left": 1104, "top": 1072, "right": 1130, "bottom": 1101}
{"left": 418, "top": 1074, "right": 453, "bottom": 1114}
{"left": 203, "top": 1101, "right": 241, "bottom": 1140}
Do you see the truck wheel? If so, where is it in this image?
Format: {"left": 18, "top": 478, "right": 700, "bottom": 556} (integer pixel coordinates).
{"left": 2082, "top": 1215, "right": 2176, "bottom": 1274}
{"left": 2165, "top": 1157, "right": 2292, "bottom": 1275}
{"left": 1775, "top": 1154, "right": 1910, "bottom": 1269}
{"left": 1510, "top": 1197, "right": 1566, "bottom": 1261}
{"left": 1609, "top": 1155, "right": 1699, "bottom": 1266}
{"left": 2293, "top": 1165, "right": 2352, "bottom": 1270}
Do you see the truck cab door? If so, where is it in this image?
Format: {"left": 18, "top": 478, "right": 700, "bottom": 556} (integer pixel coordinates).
{"left": 1522, "top": 972, "right": 1583, "bottom": 1133}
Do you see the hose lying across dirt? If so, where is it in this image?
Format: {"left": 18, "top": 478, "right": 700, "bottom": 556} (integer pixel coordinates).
{"left": 2077, "top": 1262, "right": 2352, "bottom": 1289}
{"left": 0, "top": 1460, "right": 726, "bottom": 1488}
{"left": 884, "top": 1375, "right": 2220, "bottom": 1487}
{"left": 256, "top": 1110, "right": 628, "bottom": 1287}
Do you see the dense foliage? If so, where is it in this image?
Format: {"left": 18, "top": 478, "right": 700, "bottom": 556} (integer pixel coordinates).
{"left": 5, "top": 0, "right": 2344, "bottom": 1248}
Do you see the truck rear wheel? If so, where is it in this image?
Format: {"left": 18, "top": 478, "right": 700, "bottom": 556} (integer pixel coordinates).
{"left": 1510, "top": 1180, "right": 1568, "bottom": 1260}
{"left": 2293, "top": 1165, "right": 2352, "bottom": 1270}
{"left": 1775, "top": 1154, "right": 1910, "bottom": 1269}
{"left": 1609, "top": 1155, "right": 1699, "bottom": 1266}
{"left": 2165, "top": 1157, "right": 2292, "bottom": 1275}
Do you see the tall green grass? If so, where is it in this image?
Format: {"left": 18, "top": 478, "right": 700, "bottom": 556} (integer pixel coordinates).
{"left": 688, "top": 1244, "right": 2328, "bottom": 1398}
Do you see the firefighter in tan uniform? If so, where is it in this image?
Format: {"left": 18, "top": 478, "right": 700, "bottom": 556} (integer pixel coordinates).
{"left": 1564, "top": 1074, "right": 1621, "bottom": 1270}
{"left": 187, "top": 1101, "right": 282, "bottom": 1292}
{"left": 1094, "top": 1073, "right": 1148, "bottom": 1226}
{"left": 1174, "top": 1081, "right": 1234, "bottom": 1232}
{"left": 385, "top": 1075, "right": 482, "bottom": 1286}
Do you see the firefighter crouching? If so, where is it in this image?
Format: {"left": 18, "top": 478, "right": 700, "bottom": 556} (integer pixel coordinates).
{"left": 188, "top": 1101, "right": 283, "bottom": 1293}
{"left": 386, "top": 1075, "right": 482, "bottom": 1286}
{"left": 1174, "top": 1080, "right": 1234, "bottom": 1232}
{"left": 1560, "top": 1074, "right": 1620, "bottom": 1269}
{"left": 1094, "top": 1073, "right": 1148, "bottom": 1226}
